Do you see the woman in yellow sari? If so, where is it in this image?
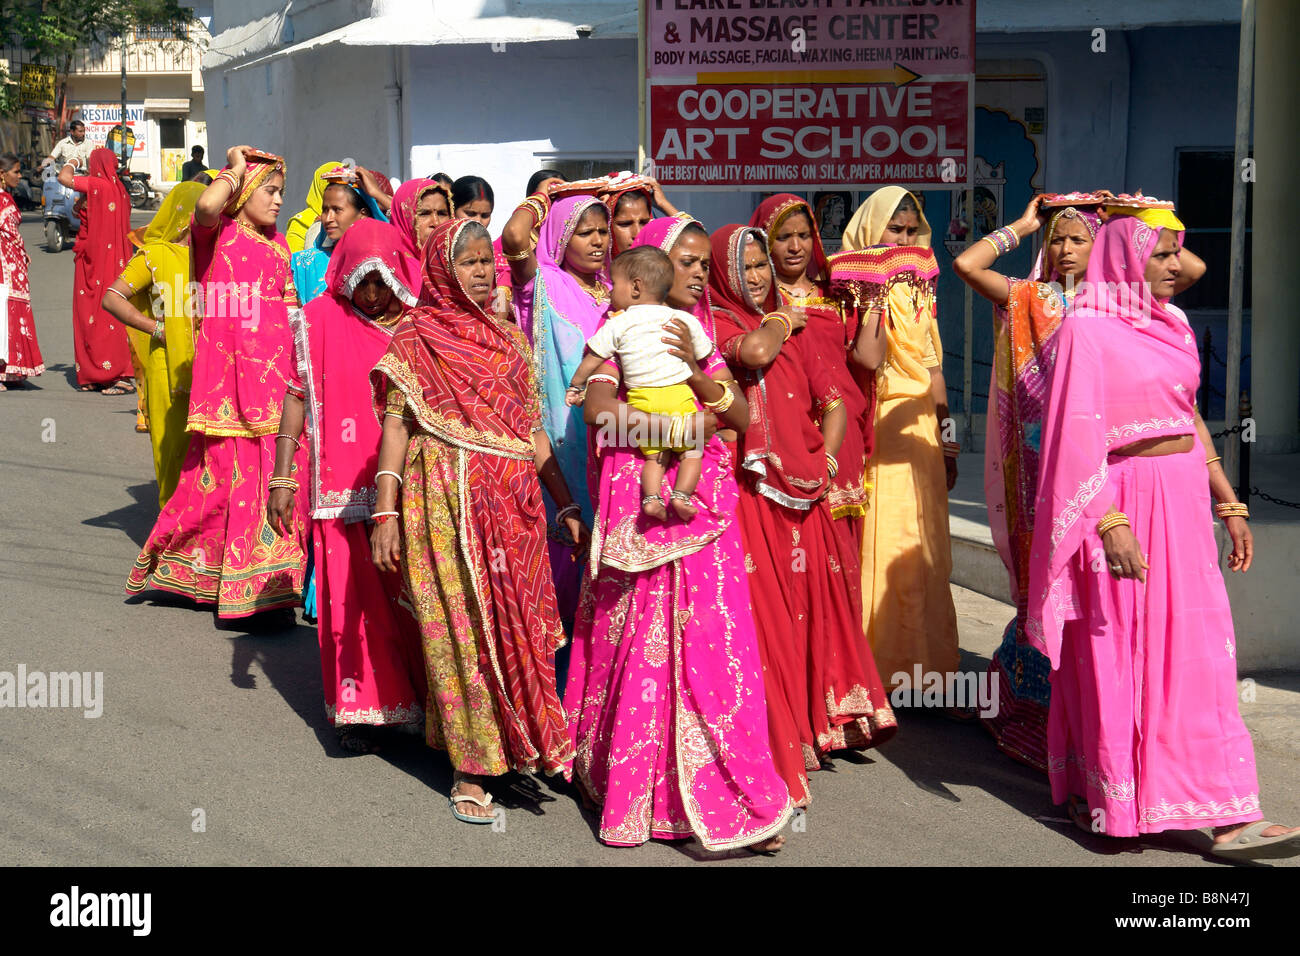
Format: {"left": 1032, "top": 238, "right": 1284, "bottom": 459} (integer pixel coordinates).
{"left": 102, "top": 182, "right": 204, "bottom": 507}
{"left": 841, "top": 186, "right": 961, "bottom": 698}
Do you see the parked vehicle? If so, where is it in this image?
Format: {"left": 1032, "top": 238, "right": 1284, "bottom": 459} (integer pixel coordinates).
{"left": 42, "top": 163, "right": 82, "bottom": 253}
{"left": 120, "top": 168, "right": 154, "bottom": 209}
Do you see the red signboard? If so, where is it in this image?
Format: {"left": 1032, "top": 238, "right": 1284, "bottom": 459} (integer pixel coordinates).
{"left": 644, "top": 0, "right": 976, "bottom": 190}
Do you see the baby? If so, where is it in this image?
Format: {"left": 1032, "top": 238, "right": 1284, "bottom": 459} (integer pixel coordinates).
{"left": 567, "top": 246, "right": 716, "bottom": 520}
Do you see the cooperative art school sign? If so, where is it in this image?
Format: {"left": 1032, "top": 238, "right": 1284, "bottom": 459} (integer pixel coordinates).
{"left": 645, "top": 0, "right": 975, "bottom": 189}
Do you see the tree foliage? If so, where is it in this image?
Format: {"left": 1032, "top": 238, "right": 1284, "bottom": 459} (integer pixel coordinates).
{"left": 5, "top": 1, "right": 195, "bottom": 61}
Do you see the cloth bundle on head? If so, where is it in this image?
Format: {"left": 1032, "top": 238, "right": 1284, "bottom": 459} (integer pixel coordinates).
{"left": 709, "top": 223, "right": 830, "bottom": 509}
{"left": 1025, "top": 213, "right": 1198, "bottom": 667}
{"left": 285, "top": 161, "right": 338, "bottom": 252}
{"left": 291, "top": 217, "right": 419, "bottom": 521}
{"left": 841, "top": 185, "right": 933, "bottom": 251}
{"left": 223, "top": 150, "right": 286, "bottom": 222}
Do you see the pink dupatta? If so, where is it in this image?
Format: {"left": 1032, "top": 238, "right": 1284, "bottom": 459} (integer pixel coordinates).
{"left": 290, "top": 218, "right": 419, "bottom": 519}
{"left": 1025, "top": 216, "right": 1199, "bottom": 667}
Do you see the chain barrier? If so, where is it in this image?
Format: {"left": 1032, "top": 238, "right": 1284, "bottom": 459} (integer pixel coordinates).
{"left": 1251, "top": 488, "right": 1300, "bottom": 510}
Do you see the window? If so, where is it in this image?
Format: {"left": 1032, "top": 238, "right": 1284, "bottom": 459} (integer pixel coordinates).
{"left": 1174, "top": 149, "right": 1251, "bottom": 311}
{"left": 158, "top": 117, "right": 185, "bottom": 150}
{"left": 538, "top": 157, "right": 637, "bottom": 182}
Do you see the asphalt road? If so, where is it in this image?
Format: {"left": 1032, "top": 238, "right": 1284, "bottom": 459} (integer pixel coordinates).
{"left": 2, "top": 211, "right": 1296, "bottom": 867}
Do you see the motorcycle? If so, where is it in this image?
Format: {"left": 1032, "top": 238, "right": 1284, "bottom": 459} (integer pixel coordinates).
{"left": 41, "top": 163, "right": 82, "bottom": 253}
{"left": 120, "top": 168, "right": 154, "bottom": 209}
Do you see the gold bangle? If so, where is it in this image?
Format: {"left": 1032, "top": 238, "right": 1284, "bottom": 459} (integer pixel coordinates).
{"left": 1206, "top": 455, "right": 1222, "bottom": 465}
{"left": 761, "top": 312, "right": 792, "bottom": 341}
{"left": 979, "top": 235, "right": 1003, "bottom": 257}
{"left": 826, "top": 452, "right": 839, "bottom": 478}
{"left": 502, "top": 246, "right": 531, "bottom": 261}
{"left": 820, "top": 397, "right": 843, "bottom": 422}
{"left": 1096, "top": 512, "right": 1130, "bottom": 536}
{"left": 703, "top": 383, "right": 735, "bottom": 414}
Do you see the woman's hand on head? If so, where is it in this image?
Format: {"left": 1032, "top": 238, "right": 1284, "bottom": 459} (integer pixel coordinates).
{"left": 1016, "top": 194, "right": 1048, "bottom": 234}
{"left": 226, "top": 146, "right": 250, "bottom": 178}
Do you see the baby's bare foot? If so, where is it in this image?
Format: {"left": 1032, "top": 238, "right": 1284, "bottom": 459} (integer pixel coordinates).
{"left": 670, "top": 492, "right": 697, "bottom": 521}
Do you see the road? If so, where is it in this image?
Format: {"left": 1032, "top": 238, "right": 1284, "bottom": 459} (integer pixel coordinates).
{"left": 1, "top": 211, "right": 1296, "bottom": 867}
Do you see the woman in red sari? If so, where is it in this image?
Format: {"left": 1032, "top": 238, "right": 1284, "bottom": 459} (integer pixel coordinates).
{"left": 126, "top": 146, "right": 308, "bottom": 618}
{"left": 370, "top": 218, "right": 589, "bottom": 823}
{"left": 710, "top": 223, "right": 896, "bottom": 806}
{"left": 59, "top": 147, "right": 134, "bottom": 393}
{"left": 1, "top": 153, "right": 43, "bottom": 388}
{"left": 748, "top": 195, "right": 871, "bottom": 537}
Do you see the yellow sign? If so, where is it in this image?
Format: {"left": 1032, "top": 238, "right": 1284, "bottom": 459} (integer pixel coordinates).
{"left": 19, "top": 64, "right": 56, "bottom": 109}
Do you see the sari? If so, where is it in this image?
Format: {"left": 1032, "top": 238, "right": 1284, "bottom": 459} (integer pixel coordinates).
{"left": 127, "top": 154, "right": 309, "bottom": 617}
{"left": 284, "top": 161, "right": 338, "bottom": 254}
{"left": 839, "top": 187, "right": 960, "bottom": 683}
{"left": 564, "top": 215, "right": 794, "bottom": 850}
{"left": 289, "top": 218, "right": 426, "bottom": 728}
{"left": 117, "top": 182, "right": 203, "bottom": 506}
{"left": 0, "top": 188, "right": 43, "bottom": 382}
{"left": 749, "top": 194, "right": 870, "bottom": 523}
{"left": 711, "top": 224, "right": 896, "bottom": 805}
{"left": 388, "top": 178, "right": 448, "bottom": 266}
{"left": 71, "top": 147, "right": 133, "bottom": 386}
{"left": 1026, "top": 215, "right": 1260, "bottom": 835}
{"left": 290, "top": 180, "right": 388, "bottom": 305}
{"left": 512, "top": 195, "right": 609, "bottom": 623}
{"left": 981, "top": 206, "right": 1099, "bottom": 771}
{"left": 371, "top": 218, "right": 572, "bottom": 777}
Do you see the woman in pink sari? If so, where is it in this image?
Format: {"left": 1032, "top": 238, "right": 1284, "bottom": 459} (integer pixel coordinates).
{"left": 126, "top": 146, "right": 308, "bottom": 618}
{"left": 267, "top": 218, "right": 427, "bottom": 752}
{"left": 1026, "top": 212, "right": 1299, "bottom": 857}
{"left": 565, "top": 215, "right": 792, "bottom": 852}
{"left": 389, "top": 177, "right": 453, "bottom": 267}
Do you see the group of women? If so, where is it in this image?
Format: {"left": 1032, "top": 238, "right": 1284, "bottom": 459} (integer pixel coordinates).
{"left": 12, "top": 134, "right": 1282, "bottom": 857}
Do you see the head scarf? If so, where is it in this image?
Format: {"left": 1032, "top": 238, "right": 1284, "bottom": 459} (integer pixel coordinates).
{"left": 709, "top": 224, "right": 830, "bottom": 508}
{"left": 221, "top": 152, "right": 286, "bottom": 239}
{"left": 285, "top": 161, "right": 337, "bottom": 252}
{"left": 1034, "top": 205, "right": 1102, "bottom": 284}
{"left": 1025, "top": 214, "right": 1198, "bottom": 667}
{"left": 748, "top": 194, "right": 830, "bottom": 294}
{"left": 371, "top": 218, "right": 539, "bottom": 458}
{"left": 389, "top": 177, "right": 452, "bottom": 261}
{"left": 841, "top": 186, "right": 933, "bottom": 251}
{"left": 630, "top": 213, "right": 717, "bottom": 337}
{"left": 602, "top": 182, "right": 654, "bottom": 254}
{"left": 292, "top": 217, "right": 418, "bottom": 520}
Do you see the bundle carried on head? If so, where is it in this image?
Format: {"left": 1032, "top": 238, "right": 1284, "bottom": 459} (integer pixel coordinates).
{"left": 827, "top": 245, "right": 939, "bottom": 312}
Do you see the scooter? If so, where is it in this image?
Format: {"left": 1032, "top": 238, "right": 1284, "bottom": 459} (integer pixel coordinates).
{"left": 41, "top": 163, "right": 81, "bottom": 253}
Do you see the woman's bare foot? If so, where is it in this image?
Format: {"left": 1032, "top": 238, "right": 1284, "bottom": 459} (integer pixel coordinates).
{"left": 747, "top": 834, "right": 785, "bottom": 854}
{"left": 642, "top": 495, "right": 668, "bottom": 520}
{"left": 670, "top": 491, "right": 697, "bottom": 520}
{"left": 450, "top": 771, "right": 495, "bottom": 820}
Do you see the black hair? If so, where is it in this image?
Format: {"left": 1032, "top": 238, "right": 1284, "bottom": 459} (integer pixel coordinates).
{"left": 526, "top": 168, "right": 564, "bottom": 196}
{"left": 612, "top": 190, "right": 652, "bottom": 217}
{"left": 0, "top": 152, "right": 20, "bottom": 172}
{"left": 323, "top": 182, "right": 369, "bottom": 215}
{"left": 68, "top": 120, "right": 85, "bottom": 131}
{"left": 191, "top": 145, "right": 204, "bottom": 157}
{"left": 613, "top": 246, "right": 674, "bottom": 301}
{"left": 891, "top": 191, "right": 921, "bottom": 218}
{"left": 452, "top": 175, "right": 494, "bottom": 211}
{"left": 430, "top": 172, "right": 454, "bottom": 189}
{"left": 678, "top": 221, "right": 710, "bottom": 243}
{"left": 193, "top": 171, "right": 214, "bottom": 185}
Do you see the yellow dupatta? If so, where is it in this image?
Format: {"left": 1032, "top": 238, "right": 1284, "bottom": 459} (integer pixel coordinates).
{"left": 284, "top": 161, "right": 339, "bottom": 253}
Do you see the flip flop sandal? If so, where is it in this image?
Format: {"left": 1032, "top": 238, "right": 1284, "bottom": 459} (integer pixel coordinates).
{"left": 1211, "top": 821, "right": 1300, "bottom": 859}
{"left": 449, "top": 786, "right": 497, "bottom": 825}
{"left": 102, "top": 381, "right": 136, "bottom": 396}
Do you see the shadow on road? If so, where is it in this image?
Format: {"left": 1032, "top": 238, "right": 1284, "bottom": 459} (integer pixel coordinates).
{"left": 83, "top": 481, "right": 158, "bottom": 548}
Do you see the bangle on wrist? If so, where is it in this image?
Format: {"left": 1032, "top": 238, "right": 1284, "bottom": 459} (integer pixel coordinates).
{"left": 1206, "top": 455, "right": 1222, "bottom": 465}
{"left": 375, "top": 469, "right": 403, "bottom": 486}
{"left": 1096, "top": 511, "right": 1130, "bottom": 536}
{"left": 1214, "top": 502, "right": 1249, "bottom": 520}
{"left": 556, "top": 503, "right": 580, "bottom": 522}
{"left": 371, "top": 511, "right": 399, "bottom": 524}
